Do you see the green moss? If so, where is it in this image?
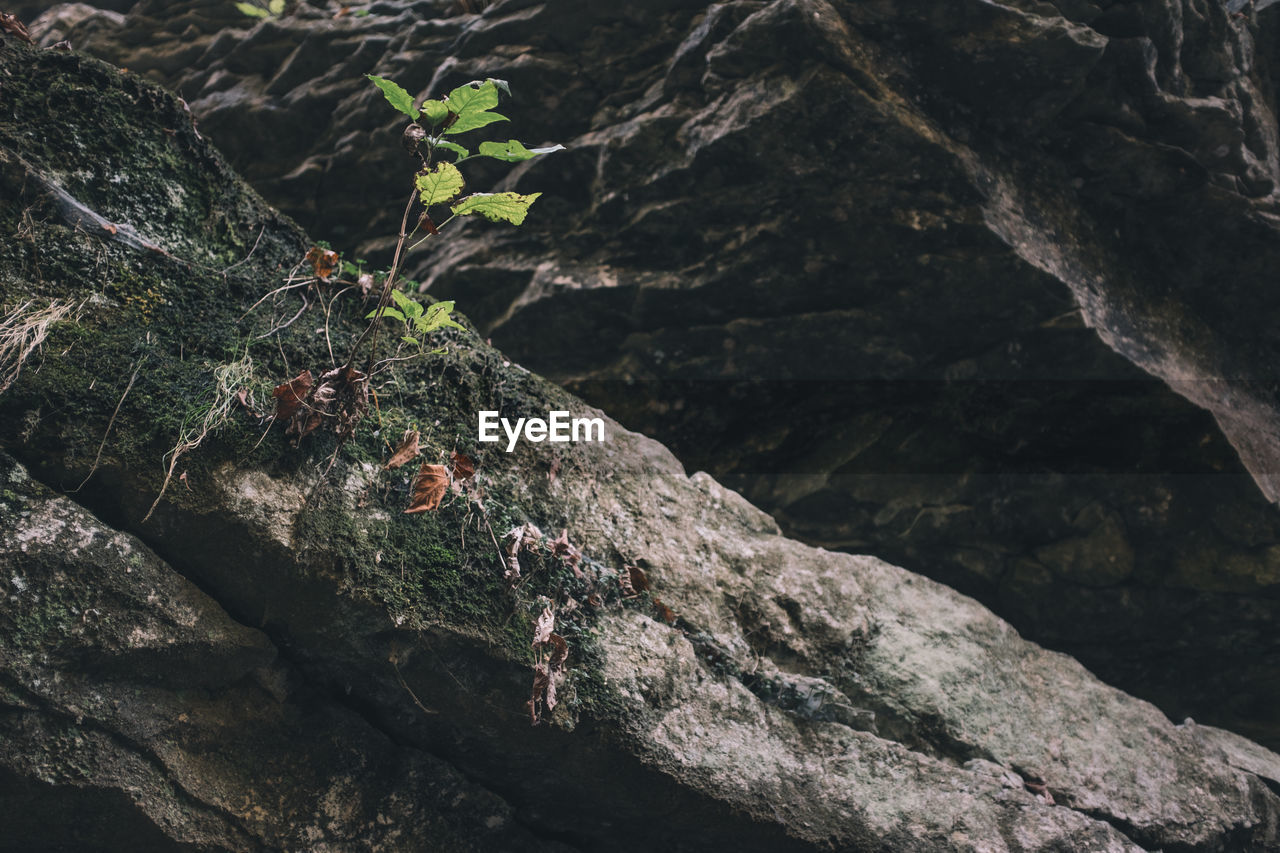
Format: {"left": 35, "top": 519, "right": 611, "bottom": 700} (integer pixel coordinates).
{"left": 0, "top": 40, "right": 616, "bottom": 725}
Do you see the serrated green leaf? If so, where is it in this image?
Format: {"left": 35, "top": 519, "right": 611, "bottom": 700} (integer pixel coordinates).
{"left": 445, "top": 111, "right": 508, "bottom": 136}
{"left": 476, "top": 139, "right": 565, "bottom": 162}
{"left": 366, "top": 75, "right": 419, "bottom": 120}
{"left": 368, "top": 306, "right": 407, "bottom": 324}
{"left": 414, "top": 301, "right": 466, "bottom": 334}
{"left": 414, "top": 162, "right": 465, "bottom": 206}
{"left": 236, "top": 2, "right": 270, "bottom": 17}
{"left": 445, "top": 81, "right": 499, "bottom": 114}
{"left": 451, "top": 192, "right": 541, "bottom": 225}
{"left": 434, "top": 140, "right": 468, "bottom": 159}
{"left": 268, "top": 0, "right": 285, "bottom": 14}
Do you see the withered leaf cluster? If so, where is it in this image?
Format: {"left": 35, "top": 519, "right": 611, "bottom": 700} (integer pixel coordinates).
{"left": 502, "top": 522, "right": 542, "bottom": 584}
{"left": 272, "top": 366, "right": 369, "bottom": 443}
{"left": 528, "top": 605, "right": 569, "bottom": 726}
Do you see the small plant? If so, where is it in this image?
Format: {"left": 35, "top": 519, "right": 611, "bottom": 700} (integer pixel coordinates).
{"left": 338, "top": 75, "right": 559, "bottom": 387}
{"left": 260, "top": 74, "right": 560, "bottom": 468}
{"left": 235, "top": 0, "right": 285, "bottom": 19}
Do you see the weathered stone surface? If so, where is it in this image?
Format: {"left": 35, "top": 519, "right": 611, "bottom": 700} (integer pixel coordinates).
{"left": 26, "top": 0, "right": 1280, "bottom": 750}
{"left": 3, "top": 37, "right": 1280, "bottom": 852}
{"left": 0, "top": 457, "right": 567, "bottom": 853}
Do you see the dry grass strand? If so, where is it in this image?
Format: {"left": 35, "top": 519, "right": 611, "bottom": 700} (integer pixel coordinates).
{"left": 0, "top": 299, "right": 81, "bottom": 394}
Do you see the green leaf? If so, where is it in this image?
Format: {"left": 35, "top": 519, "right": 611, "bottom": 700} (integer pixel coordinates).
{"left": 402, "top": 335, "right": 421, "bottom": 345}
{"left": 414, "top": 301, "right": 466, "bottom": 334}
{"left": 354, "top": 8, "right": 370, "bottom": 16}
{"left": 367, "top": 306, "right": 407, "bottom": 324}
{"left": 236, "top": 2, "right": 269, "bottom": 17}
{"left": 366, "top": 75, "right": 419, "bottom": 120}
{"left": 414, "top": 162, "right": 465, "bottom": 206}
{"left": 451, "top": 192, "right": 541, "bottom": 225}
{"left": 342, "top": 260, "right": 361, "bottom": 277}
{"left": 434, "top": 140, "right": 469, "bottom": 160}
{"left": 476, "top": 139, "right": 565, "bottom": 162}
{"left": 445, "top": 80, "right": 499, "bottom": 114}
{"left": 445, "top": 111, "right": 508, "bottom": 136}
{"left": 268, "top": 0, "right": 285, "bottom": 14}
{"left": 420, "top": 100, "right": 449, "bottom": 125}
{"left": 390, "top": 289, "right": 424, "bottom": 318}
{"left": 443, "top": 80, "right": 507, "bottom": 135}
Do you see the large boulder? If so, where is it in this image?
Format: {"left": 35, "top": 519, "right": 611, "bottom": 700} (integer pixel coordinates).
{"left": 3, "top": 38, "right": 1280, "bottom": 851}
{"left": 25, "top": 0, "right": 1280, "bottom": 750}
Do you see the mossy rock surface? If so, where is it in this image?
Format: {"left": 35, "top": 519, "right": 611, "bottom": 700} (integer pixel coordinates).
{"left": 2, "top": 39, "right": 1280, "bottom": 853}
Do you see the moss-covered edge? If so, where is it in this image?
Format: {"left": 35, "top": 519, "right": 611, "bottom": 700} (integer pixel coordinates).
{"left": 0, "top": 39, "right": 626, "bottom": 725}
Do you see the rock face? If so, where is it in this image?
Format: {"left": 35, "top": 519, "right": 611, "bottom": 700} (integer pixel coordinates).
{"left": 3, "top": 38, "right": 1280, "bottom": 852}
{"left": 27, "top": 0, "right": 1280, "bottom": 750}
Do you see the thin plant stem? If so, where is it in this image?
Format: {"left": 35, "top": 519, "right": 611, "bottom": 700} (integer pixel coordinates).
{"left": 343, "top": 188, "right": 417, "bottom": 373}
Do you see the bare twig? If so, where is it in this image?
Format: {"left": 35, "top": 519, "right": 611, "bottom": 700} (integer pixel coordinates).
{"left": 321, "top": 284, "right": 356, "bottom": 365}
{"left": 238, "top": 274, "right": 312, "bottom": 322}
{"left": 343, "top": 189, "right": 418, "bottom": 374}
{"left": 71, "top": 356, "right": 146, "bottom": 492}
{"left": 219, "top": 224, "right": 266, "bottom": 276}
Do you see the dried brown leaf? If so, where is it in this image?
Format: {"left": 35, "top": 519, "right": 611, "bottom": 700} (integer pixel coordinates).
{"left": 449, "top": 450, "right": 476, "bottom": 481}
{"left": 232, "top": 387, "right": 259, "bottom": 418}
{"left": 272, "top": 370, "right": 313, "bottom": 422}
{"left": 587, "top": 592, "right": 604, "bottom": 609}
{"left": 0, "top": 13, "right": 33, "bottom": 45}
{"left": 550, "top": 528, "right": 583, "bottom": 577}
{"left": 546, "top": 633, "right": 569, "bottom": 670}
{"left": 385, "top": 429, "right": 421, "bottom": 470}
{"left": 628, "top": 564, "right": 651, "bottom": 593}
{"left": 528, "top": 662, "right": 551, "bottom": 725}
{"left": 419, "top": 211, "right": 440, "bottom": 235}
{"left": 306, "top": 246, "right": 340, "bottom": 280}
{"left": 357, "top": 272, "right": 375, "bottom": 299}
{"left": 532, "top": 606, "right": 554, "bottom": 646}
{"left": 652, "top": 598, "right": 676, "bottom": 625}
{"left": 309, "top": 365, "right": 368, "bottom": 441}
{"left": 405, "top": 463, "right": 449, "bottom": 514}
